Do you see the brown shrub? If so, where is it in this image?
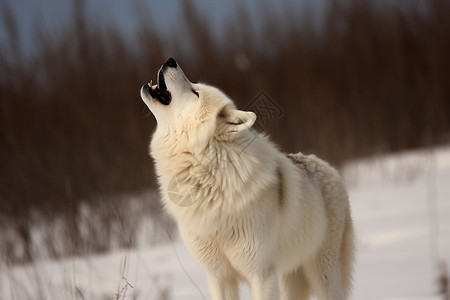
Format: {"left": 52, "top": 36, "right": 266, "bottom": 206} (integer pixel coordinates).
{"left": 0, "top": 0, "right": 449, "bottom": 226}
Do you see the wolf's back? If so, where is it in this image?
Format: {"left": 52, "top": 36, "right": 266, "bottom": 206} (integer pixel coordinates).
{"left": 287, "top": 152, "right": 339, "bottom": 182}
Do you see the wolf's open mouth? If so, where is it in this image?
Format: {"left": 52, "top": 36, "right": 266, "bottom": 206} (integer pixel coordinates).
{"left": 145, "top": 70, "right": 171, "bottom": 105}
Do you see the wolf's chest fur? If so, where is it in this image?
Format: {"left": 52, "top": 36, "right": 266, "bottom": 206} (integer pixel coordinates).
{"left": 152, "top": 130, "right": 282, "bottom": 233}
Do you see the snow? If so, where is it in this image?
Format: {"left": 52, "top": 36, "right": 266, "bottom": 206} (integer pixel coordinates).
{"left": 1, "top": 146, "right": 450, "bottom": 299}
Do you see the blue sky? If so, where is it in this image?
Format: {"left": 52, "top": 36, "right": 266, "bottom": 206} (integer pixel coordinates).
{"left": 0, "top": 0, "right": 325, "bottom": 53}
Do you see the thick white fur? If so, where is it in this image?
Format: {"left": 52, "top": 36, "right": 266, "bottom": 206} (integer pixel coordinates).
{"left": 141, "top": 62, "right": 354, "bottom": 300}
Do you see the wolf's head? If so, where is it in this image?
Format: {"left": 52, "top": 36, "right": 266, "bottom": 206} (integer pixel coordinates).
{"left": 140, "top": 58, "right": 256, "bottom": 149}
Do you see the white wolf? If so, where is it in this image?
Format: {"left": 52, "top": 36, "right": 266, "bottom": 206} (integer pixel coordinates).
{"left": 140, "top": 58, "right": 354, "bottom": 300}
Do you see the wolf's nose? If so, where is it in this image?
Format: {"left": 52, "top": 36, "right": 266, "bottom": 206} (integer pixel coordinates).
{"left": 165, "top": 58, "right": 177, "bottom": 68}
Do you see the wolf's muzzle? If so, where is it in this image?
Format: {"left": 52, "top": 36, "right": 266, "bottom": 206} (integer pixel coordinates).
{"left": 164, "top": 57, "right": 177, "bottom": 68}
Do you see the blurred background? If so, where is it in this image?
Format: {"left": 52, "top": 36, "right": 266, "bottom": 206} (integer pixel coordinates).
{"left": 0, "top": 0, "right": 449, "bottom": 294}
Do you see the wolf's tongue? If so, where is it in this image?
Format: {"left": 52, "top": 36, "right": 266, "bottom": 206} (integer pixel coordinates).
{"left": 149, "top": 69, "right": 171, "bottom": 105}
{"left": 155, "top": 89, "right": 171, "bottom": 105}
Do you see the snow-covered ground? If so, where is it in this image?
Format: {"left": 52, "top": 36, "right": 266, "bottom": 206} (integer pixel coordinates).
{"left": 1, "top": 147, "right": 450, "bottom": 300}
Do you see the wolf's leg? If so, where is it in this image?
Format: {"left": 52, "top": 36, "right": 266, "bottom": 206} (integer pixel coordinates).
{"left": 248, "top": 266, "right": 278, "bottom": 300}
{"left": 183, "top": 235, "right": 239, "bottom": 300}
{"left": 278, "top": 267, "right": 310, "bottom": 300}
{"left": 206, "top": 273, "right": 238, "bottom": 300}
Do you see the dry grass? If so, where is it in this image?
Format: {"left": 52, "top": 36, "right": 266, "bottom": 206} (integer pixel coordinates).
{"left": 0, "top": 0, "right": 449, "bottom": 261}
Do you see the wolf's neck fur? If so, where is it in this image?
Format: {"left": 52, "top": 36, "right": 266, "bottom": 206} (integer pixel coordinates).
{"left": 151, "top": 127, "right": 280, "bottom": 233}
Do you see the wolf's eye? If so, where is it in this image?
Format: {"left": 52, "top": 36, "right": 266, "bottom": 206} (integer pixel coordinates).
{"left": 191, "top": 89, "right": 199, "bottom": 97}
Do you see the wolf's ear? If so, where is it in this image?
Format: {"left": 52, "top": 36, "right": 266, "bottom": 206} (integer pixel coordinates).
{"left": 219, "top": 107, "right": 257, "bottom": 133}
